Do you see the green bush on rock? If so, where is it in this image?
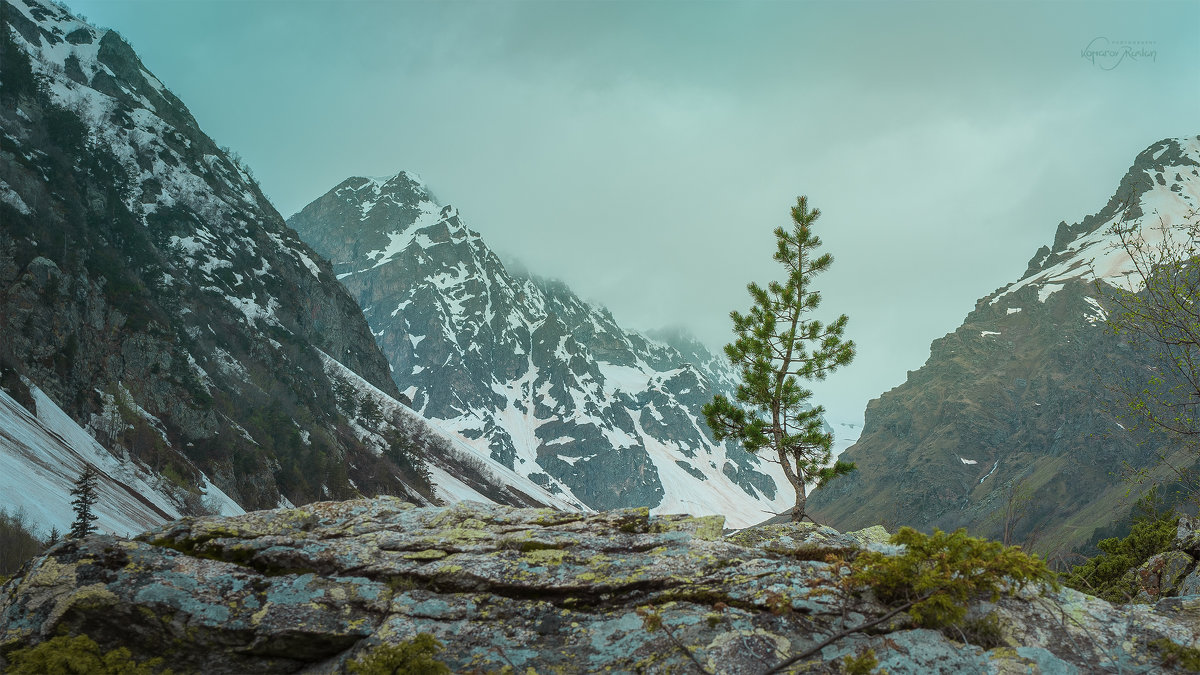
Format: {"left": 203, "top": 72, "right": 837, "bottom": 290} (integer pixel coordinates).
{"left": 1065, "top": 507, "right": 1178, "bottom": 603}
{"left": 766, "top": 527, "right": 1058, "bottom": 673}
{"left": 841, "top": 648, "right": 885, "bottom": 674}
{"left": 849, "top": 527, "right": 1058, "bottom": 629}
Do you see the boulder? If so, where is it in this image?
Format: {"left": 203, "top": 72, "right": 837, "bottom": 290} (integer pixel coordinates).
{"left": 1180, "top": 567, "right": 1200, "bottom": 598}
{"left": 1134, "top": 551, "right": 1198, "bottom": 603}
{"left": 1175, "top": 515, "right": 1200, "bottom": 556}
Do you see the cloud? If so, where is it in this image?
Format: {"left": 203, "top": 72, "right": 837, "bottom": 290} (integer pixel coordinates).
{"left": 66, "top": 0, "right": 1200, "bottom": 425}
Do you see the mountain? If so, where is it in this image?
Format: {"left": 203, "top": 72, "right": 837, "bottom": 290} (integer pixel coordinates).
{"left": 288, "top": 173, "right": 791, "bottom": 527}
{"left": 0, "top": 0, "right": 567, "bottom": 530}
{"left": 809, "top": 136, "right": 1200, "bottom": 552}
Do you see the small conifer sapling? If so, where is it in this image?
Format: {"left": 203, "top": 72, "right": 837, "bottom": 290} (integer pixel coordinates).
{"left": 704, "top": 196, "right": 855, "bottom": 522}
{"left": 69, "top": 465, "right": 99, "bottom": 539}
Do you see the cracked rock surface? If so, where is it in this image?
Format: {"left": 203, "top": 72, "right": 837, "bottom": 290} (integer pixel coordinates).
{"left": 2, "top": 497, "right": 1198, "bottom": 673}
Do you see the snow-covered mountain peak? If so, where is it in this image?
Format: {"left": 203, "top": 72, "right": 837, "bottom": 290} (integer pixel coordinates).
{"left": 995, "top": 135, "right": 1199, "bottom": 304}
{"left": 331, "top": 173, "right": 438, "bottom": 223}
{"left": 1146, "top": 135, "right": 1200, "bottom": 169}
{"left": 290, "top": 174, "right": 797, "bottom": 527}
{"left": 366, "top": 170, "right": 426, "bottom": 188}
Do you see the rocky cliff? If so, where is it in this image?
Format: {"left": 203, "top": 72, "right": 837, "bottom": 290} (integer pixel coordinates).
{"left": 2, "top": 498, "right": 1198, "bottom": 673}
{"left": 287, "top": 173, "right": 790, "bottom": 526}
{"left": 809, "top": 136, "right": 1200, "bottom": 553}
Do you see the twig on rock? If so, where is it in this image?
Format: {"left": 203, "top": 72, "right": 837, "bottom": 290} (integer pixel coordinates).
{"left": 762, "top": 600, "right": 915, "bottom": 674}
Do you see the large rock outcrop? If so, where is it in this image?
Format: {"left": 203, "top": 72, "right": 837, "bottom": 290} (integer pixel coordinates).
{"left": 2, "top": 498, "right": 1197, "bottom": 673}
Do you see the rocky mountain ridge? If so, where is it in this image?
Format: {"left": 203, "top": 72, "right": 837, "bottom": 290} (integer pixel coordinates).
{"left": 288, "top": 172, "right": 792, "bottom": 526}
{"left": 809, "top": 136, "right": 1200, "bottom": 552}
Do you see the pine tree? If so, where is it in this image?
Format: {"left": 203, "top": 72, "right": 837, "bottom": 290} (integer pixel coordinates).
{"left": 704, "top": 196, "right": 856, "bottom": 522}
{"left": 69, "top": 466, "right": 99, "bottom": 539}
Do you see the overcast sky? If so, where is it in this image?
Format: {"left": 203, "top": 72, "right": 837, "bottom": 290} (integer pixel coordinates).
{"left": 68, "top": 0, "right": 1200, "bottom": 429}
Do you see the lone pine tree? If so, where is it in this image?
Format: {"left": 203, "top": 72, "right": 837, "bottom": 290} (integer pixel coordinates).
{"left": 704, "top": 196, "right": 855, "bottom": 522}
{"left": 69, "top": 466, "right": 99, "bottom": 539}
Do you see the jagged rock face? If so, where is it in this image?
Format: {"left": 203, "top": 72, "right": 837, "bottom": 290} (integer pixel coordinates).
{"left": 1134, "top": 516, "right": 1200, "bottom": 600}
{"left": 288, "top": 174, "right": 788, "bottom": 526}
{"left": 809, "top": 136, "right": 1200, "bottom": 551}
{"left": 0, "top": 0, "right": 437, "bottom": 512}
{"left": 2, "top": 498, "right": 1197, "bottom": 673}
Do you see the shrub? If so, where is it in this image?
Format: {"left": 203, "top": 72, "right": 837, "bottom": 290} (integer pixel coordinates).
{"left": 849, "top": 527, "right": 1058, "bottom": 630}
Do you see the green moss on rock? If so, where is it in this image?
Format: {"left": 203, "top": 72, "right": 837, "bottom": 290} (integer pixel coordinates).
{"left": 5, "top": 634, "right": 170, "bottom": 674}
{"left": 348, "top": 634, "right": 450, "bottom": 675}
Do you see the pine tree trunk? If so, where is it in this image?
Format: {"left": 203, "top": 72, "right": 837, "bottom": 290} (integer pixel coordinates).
{"left": 792, "top": 483, "right": 807, "bottom": 522}
{"left": 776, "top": 446, "right": 806, "bottom": 522}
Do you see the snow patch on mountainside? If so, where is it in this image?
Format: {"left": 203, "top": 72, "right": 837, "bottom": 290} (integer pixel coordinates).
{"left": 0, "top": 383, "right": 242, "bottom": 538}
{"left": 315, "top": 350, "right": 580, "bottom": 511}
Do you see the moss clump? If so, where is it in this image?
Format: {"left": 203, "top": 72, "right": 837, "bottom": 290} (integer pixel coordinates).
{"left": 842, "top": 648, "right": 886, "bottom": 674}
{"left": 649, "top": 515, "right": 725, "bottom": 541}
{"left": 614, "top": 507, "right": 651, "bottom": 533}
{"left": 651, "top": 587, "right": 746, "bottom": 611}
{"left": 849, "top": 527, "right": 1057, "bottom": 630}
{"left": 401, "top": 550, "right": 448, "bottom": 561}
{"left": 761, "top": 589, "right": 792, "bottom": 615}
{"left": 637, "top": 606, "right": 664, "bottom": 632}
{"left": 5, "top": 634, "right": 169, "bottom": 674}
{"left": 347, "top": 634, "right": 450, "bottom": 675}
{"left": 521, "top": 548, "right": 568, "bottom": 566}
{"left": 386, "top": 575, "right": 426, "bottom": 592}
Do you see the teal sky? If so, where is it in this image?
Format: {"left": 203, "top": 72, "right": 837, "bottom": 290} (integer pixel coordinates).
{"left": 66, "top": 0, "right": 1200, "bottom": 428}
